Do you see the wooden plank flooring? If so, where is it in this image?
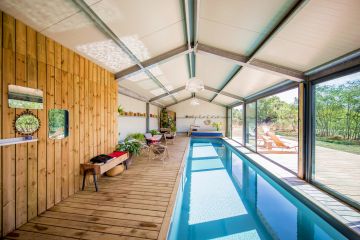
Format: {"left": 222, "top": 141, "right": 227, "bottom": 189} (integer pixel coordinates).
{"left": 5, "top": 136, "right": 189, "bottom": 240}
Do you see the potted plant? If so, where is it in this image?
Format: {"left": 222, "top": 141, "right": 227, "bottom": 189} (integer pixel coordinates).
{"left": 116, "top": 140, "right": 142, "bottom": 166}
{"left": 212, "top": 122, "right": 222, "bottom": 131}
{"left": 125, "top": 133, "right": 146, "bottom": 143}
{"left": 149, "top": 129, "right": 161, "bottom": 135}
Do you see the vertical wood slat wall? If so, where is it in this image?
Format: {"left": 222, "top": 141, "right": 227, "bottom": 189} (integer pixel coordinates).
{"left": 0, "top": 12, "right": 118, "bottom": 237}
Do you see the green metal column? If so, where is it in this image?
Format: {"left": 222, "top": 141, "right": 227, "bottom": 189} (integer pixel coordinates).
{"left": 146, "top": 102, "right": 150, "bottom": 132}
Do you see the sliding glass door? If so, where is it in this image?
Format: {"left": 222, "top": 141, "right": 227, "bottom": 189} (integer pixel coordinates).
{"left": 232, "top": 104, "right": 244, "bottom": 144}
{"left": 245, "top": 102, "right": 256, "bottom": 151}
{"left": 257, "top": 88, "right": 299, "bottom": 173}
{"left": 312, "top": 71, "right": 360, "bottom": 208}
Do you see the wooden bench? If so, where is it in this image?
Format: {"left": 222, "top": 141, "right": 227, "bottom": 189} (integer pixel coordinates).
{"left": 80, "top": 152, "right": 129, "bottom": 192}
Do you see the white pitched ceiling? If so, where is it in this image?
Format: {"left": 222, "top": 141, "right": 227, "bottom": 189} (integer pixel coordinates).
{"left": 1, "top": 0, "right": 359, "bottom": 108}
{"left": 221, "top": 67, "right": 286, "bottom": 98}
{"left": 196, "top": 54, "right": 236, "bottom": 89}
{"left": 88, "top": 0, "right": 186, "bottom": 60}
{"left": 255, "top": 0, "right": 360, "bottom": 71}
{"left": 198, "top": 0, "right": 296, "bottom": 55}
{"left": 213, "top": 94, "right": 238, "bottom": 106}
{"left": 153, "top": 55, "right": 189, "bottom": 90}
{"left": 195, "top": 89, "right": 216, "bottom": 100}
{"left": 174, "top": 90, "right": 192, "bottom": 101}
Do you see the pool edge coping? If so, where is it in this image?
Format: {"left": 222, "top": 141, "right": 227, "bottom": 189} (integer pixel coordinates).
{"left": 158, "top": 137, "right": 191, "bottom": 240}
{"left": 223, "top": 137, "right": 360, "bottom": 239}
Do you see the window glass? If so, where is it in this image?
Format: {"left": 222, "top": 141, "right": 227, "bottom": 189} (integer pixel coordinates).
{"left": 257, "top": 88, "right": 299, "bottom": 173}
{"left": 245, "top": 102, "right": 256, "bottom": 150}
{"left": 313, "top": 72, "right": 360, "bottom": 206}
{"left": 48, "top": 109, "right": 69, "bottom": 139}
{"left": 232, "top": 105, "right": 244, "bottom": 144}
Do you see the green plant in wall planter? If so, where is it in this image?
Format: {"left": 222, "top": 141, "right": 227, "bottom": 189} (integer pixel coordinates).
{"left": 161, "top": 108, "right": 169, "bottom": 128}
{"left": 212, "top": 122, "right": 222, "bottom": 131}
{"left": 118, "top": 105, "right": 124, "bottom": 115}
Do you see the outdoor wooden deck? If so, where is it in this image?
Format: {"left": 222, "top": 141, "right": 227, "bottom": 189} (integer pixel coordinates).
{"left": 5, "top": 136, "right": 189, "bottom": 240}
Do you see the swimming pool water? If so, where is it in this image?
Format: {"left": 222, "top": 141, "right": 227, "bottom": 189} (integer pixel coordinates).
{"left": 167, "top": 138, "right": 348, "bottom": 240}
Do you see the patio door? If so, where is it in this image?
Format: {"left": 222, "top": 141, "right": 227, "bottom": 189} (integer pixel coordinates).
{"left": 245, "top": 102, "right": 256, "bottom": 151}
{"left": 311, "top": 70, "right": 360, "bottom": 210}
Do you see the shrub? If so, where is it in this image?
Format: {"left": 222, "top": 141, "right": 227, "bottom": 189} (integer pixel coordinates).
{"left": 149, "top": 129, "right": 161, "bottom": 135}
{"left": 116, "top": 140, "right": 142, "bottom": 156}
{"left": 125, "top": 133, "right": 145, "bottom": 143}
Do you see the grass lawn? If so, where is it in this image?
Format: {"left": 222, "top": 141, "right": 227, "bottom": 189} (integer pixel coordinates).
{"left": 279, "top": 134, "right": 360, "bottom": 155}
{"left": 315, "top": 140, "right": 360, "bottom": 155}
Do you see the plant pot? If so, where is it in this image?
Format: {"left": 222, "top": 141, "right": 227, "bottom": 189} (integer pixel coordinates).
{"left": 105, "top": 164, "right": 125, "bottom": 177}
{"left": 125, "top": 154, "right": 134, "bottom": 167}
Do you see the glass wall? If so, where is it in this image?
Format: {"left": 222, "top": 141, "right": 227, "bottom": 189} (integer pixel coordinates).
{"left": 231, "top": 104, "right": 244, "bottom": 144}
{"left": 245, "top": 102, "right": 256, "bottom": 150}
{"left": 313, "top": 71, "right": 360, "bottom": 207}
{"left": 257, "top": 88, "right": 299, "bottom": 173}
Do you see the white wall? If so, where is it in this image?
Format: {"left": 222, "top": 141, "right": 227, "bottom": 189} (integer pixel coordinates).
{"left": 118, "top": 94, "right": 146, "bottom": 140}
{"left": 149, "top": 104, "right": 160, "bottom": 131}
{"left": 118, "top": 94, "right": 160, "bottom": 141}
{"left": 167, "top": 99, "right": 226, "bottom": 134}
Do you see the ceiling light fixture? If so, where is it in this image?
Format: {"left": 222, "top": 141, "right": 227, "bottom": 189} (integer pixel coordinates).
{"left": 190, "top": 96, "right": 200, "bottom": 106}
{"left": 186, "top": 77, "right": 204, "bottom": 93}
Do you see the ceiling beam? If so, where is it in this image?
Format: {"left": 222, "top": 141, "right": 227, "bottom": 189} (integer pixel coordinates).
{"left": 183, "top": 0, "right": 200, "bottom": 78}
{"left": 247, "top": 0, "right": 308, "bottom": 63}
{"left": 165, "top": 96, "right": 193, "bottom": 108}
{"left": 204, "top": 85, "right": 244, "bottom": 101}
{"left": 197, "top": 43, "right": 304, "bottom": 82}
{"left": 196, "top": 95, "right": 226, "bottom": 107}
{"left": 205, "top": 0, "right": 307, "bottom": 104}
{"left": 305, "top": 48, "right": 360, "bottom": 81}
{"left": 118, "top": 87, "right": 164, "bottom": 108}
{"left": 227, "top": 101, "right": 244, "bottom": 109}
{"left": 149, "top": 86, "right": 186, "bottom": 102}
{"left": 115, "top": 45, "right": 191, "bottom": 80}
{"left": 73, "top": 0, "right": 177, "bottom": 103}
{"left": 244, "top": 80, "right": 299, "bottom": 103}
{"left": 210, "top": 65, "right": 242, "bottom": 102}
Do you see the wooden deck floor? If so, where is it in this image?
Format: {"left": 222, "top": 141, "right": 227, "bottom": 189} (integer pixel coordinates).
{"left": 5, "top": 136, "right": 189, "bottom": 240}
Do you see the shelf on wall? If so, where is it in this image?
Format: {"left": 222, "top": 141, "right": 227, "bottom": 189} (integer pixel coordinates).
{"left": 0, "top": 137, "right": 38, "bottom": 147}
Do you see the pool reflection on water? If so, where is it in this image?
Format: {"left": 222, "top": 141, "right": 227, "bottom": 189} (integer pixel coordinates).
{"left": 168, "top": 138, "right": 347, "bottom": 240}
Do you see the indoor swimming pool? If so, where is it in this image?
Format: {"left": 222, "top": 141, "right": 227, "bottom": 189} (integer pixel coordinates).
{"left": 167, "top": 138, "right": 348, "bottom": 240}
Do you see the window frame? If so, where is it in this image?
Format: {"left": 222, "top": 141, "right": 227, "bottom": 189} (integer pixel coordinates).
{"left": 309, "top": 66, "right": 360, "bottom": 211}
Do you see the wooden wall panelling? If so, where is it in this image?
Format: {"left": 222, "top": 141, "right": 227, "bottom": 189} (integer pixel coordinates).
{"left": 0, "top": 11, "right": 118, "bottom": 236}
{"left": 74, "top": 54, "right": 80, "bottom": 191}
{"left": 54, "top": 83, "right": 61, "bottom": 202}
{"left": 88, "top": 62, "right": 93, "bottom": 159}
{"left": 100, "top": 69, "right": 105, "bottom": 154}
{"left": 46, "top": 37, "right": 55, "bottom": 209}
{"left": 84, "top": 59, "right": 89, "bottom": 164}
{"left": 79, "top": 56, "right": 85, "bottom": 188}
{"left": 2, "top": 13, "right": 16, "bottom": 235}
{"left": 37, "top": 32, "right": 47, "bottom": 215}
{"left": 0, "top": 10, "right": 3, "bottom": 237}
{"left": 68, "top": 71, "right": 74, "bottom": 196}
{"left": 61, "top": 68, "right": 69, "bottom": 200}
{"left": 14, "top": 19, "right": 27, "bottom": 228}
{"left": 112, "top": 79, "right": 117, "bottom": 147}
{"left": 83, "top": 58, "right": 89, "bottom": 186}
{"left": 104, "top": 72, "right": 109, "bottom": 152}
{"left": 54, "top": 42, "right": 62, "bottom": 204}
{"left": 26, "top": 26, "right": 38, "bottom": 221}
{"left": 97, "top": 66, "right": 101, "bottom": 155}
{"left": 93, "top": 65, "right": 98, "bottom": 156}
